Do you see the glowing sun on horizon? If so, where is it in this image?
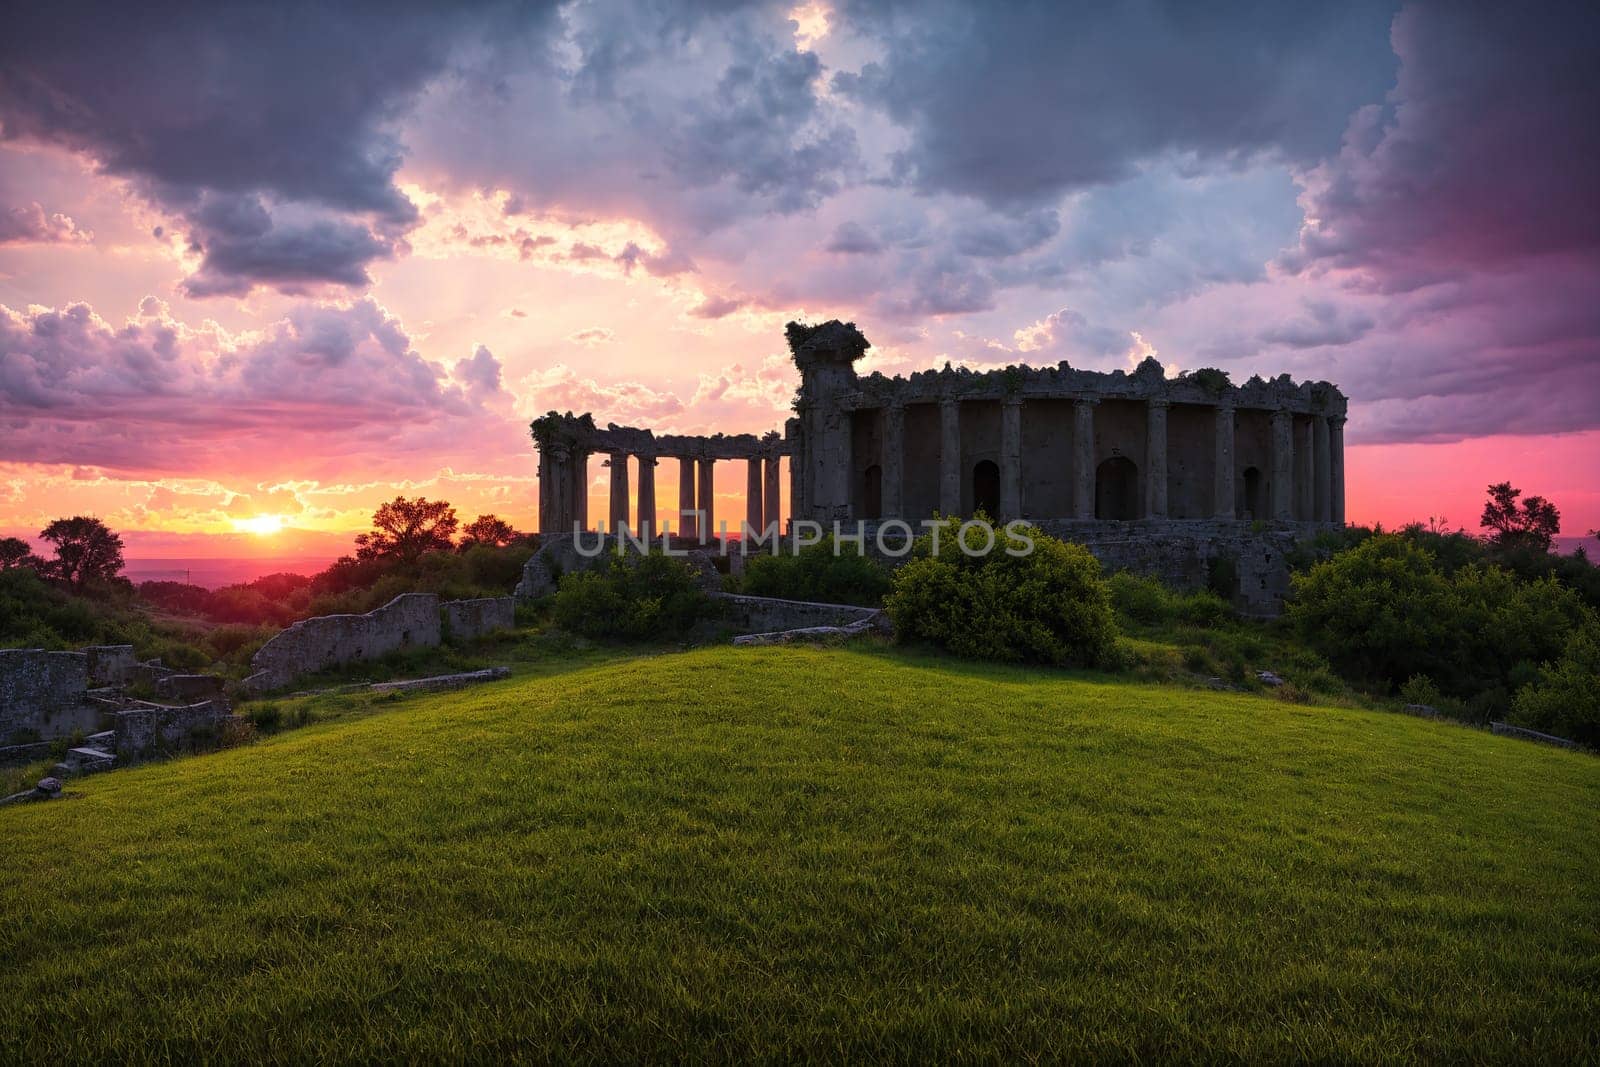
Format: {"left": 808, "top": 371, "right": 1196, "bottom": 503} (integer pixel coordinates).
{"left": 233, "top": 514, "right": 285, "bottom": 536}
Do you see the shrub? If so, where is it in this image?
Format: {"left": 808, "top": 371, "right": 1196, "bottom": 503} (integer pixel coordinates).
{"left": 553, "top": 553, "right": 711, "bottom": 641}
{"left": 1107, "top": 571, "right": 1231, "bottom": 629}
{"left": 740, "top": 539, "right": 892, "bottom": 607}
{"left": 1510, "top": 624, "right": 1600, "bottom": 747}
{"left": 1399, "top": 675, "right": 1445, "bottom": 708}
{"left": 885, "top": 520, "right": 1118, "bottom": 668}
{"left": 1288, "top": 534, "right": 1592, "bottom": 700}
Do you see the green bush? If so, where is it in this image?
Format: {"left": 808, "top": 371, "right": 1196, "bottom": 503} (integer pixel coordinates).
{"left": 1288, "top": 534, "right": 1592, "bottom": 700}
{"left": 1510, "top": 624, "right": 1600, "bottom": 747}
{"left": 740, "top": 539, "right": 892, "bottom": 607}
{"left": 885, "top": 520, "right": 1118, "bottom": 668}
{"left": 1107, "top": 572, "right": 1231, "bottom": 629}
{"left": 553, "top": 553, "right": 711, "bottom": 641}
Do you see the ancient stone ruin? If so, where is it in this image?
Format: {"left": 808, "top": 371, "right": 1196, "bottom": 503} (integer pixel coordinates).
{"left": 243, "top": 593, "right": 518, "bottom": 692}
{"left": 0, "top": 645, "right": 237, "bottom": 787}
{"left": 529, "top": 320, "right": 1346, "bottom": 612}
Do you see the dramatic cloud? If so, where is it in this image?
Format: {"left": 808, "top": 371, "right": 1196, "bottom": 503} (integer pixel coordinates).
{"left": 0, "top": 1, "right": 550, "bottom": 295}
{"left": 0, "top": 297, "right": 511, "bottom": 473}
{"left": 0, "top": 202, "right": 91, "bottom": 245}
{"left": 1269, "top": 1, "right": 1600, "bottom": 443}
{"left": 834, "top": 0, "right": 1398, "bottom": 206}
{"left": 1286, "top": 2, "right": 1600, "bottom": 283}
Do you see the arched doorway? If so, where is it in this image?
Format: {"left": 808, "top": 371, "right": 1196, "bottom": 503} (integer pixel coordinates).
{"left": 972, "top": 460, "right": 1000, "bottom": 516}
{"left": 861, "top": 464, "right": 882, "bottom": 520}
{"left": 1095, "top": 457, "right": 1139, "bottom": 520}
{"left": 1238, "top": 466, "right": 1262, "bottom": 520}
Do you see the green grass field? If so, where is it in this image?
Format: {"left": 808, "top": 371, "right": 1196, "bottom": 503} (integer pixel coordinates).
{"left": 2, "top": 645, "right": 1596, "bottom": 1061}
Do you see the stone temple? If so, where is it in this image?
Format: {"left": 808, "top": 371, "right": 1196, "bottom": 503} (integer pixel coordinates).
{"left": 530, "top": 321, "right": 1347, "bottom": 613}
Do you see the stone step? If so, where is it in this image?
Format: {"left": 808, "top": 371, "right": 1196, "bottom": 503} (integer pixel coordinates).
{"left": 86, "top": 730, "right": 115, "bottom": 746}
{"left": 63, "top": 747, "right": 117, "bottom": 774}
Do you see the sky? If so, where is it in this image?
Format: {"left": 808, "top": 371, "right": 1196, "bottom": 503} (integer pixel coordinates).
{"left": 1, "top": 0, "right": 1597, "bottom": 564}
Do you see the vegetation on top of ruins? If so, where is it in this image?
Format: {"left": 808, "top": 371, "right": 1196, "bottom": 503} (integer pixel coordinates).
{"left": 3, "top": 645, "right": 1595, "bottom": 1061}
{"left": 1188, "top": 366, "right": 1232, "bottom": 396}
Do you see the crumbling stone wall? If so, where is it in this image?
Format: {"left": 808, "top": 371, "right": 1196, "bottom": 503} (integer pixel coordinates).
{"left": 114, "top": 700, "right": 230, "bottom": 760}
{"left": 442, "top": 597, "right": 517, "bottom": 641}
{"left": 0, "top": 649, "right": 94, "bottom": 743}
{"left": 244, "top": 593, "right": 442, "bottom": 692}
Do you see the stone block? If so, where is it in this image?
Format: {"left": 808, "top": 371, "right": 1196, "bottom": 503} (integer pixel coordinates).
{"left": 83, "top": 645, "right": 137, "bottom": 686}
{"left": 0, "top": 649, "right": 91, "bottom": 743}
{"left": 113, "top": 700, "right": 229, "bottom": 760}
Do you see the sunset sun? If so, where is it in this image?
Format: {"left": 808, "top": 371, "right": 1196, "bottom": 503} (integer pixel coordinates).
{"left": 232, "top": 514, "right": 285, "bottom": 536}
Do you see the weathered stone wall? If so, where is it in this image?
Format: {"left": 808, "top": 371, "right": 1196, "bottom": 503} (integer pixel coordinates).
{"left": 114, "top": 700, "right": 229, "bottom": 760}
{"left": 713, "top": 593, "right": 884, "bottom": 635}
{"left": 0, "top": 649, "right": 95, "bottom": 743}
{"left": 244, "top": 593, "right": 442, "bottom": 692}
{"left": 84, "top": 645, "right": 137, "bottom": 686}
{"left": 443, "top": 597, "right": 517, "bottom": 641}
{"left": 1031, "top": 520, "right": 1300, "bottom": 616}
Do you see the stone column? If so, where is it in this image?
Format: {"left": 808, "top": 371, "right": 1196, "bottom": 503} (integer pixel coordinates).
{"left": 1296, "top": 418, "right": 1314, "bottom": 521}
{"left": 881, "top": 403, "right": 905, "bottom": 519}
{"left": 1313, "top": 416, "right": 1332, "bottom": 523}
{"left": 538, "top": 445, "right": 570, "bottom": 534}
{"left": 1000, "top": 396, "right": 1023, "bottom": 519}
{"left": 1073, "top": 399, "right": 1096, "bottom": 519}
{"left": 763, "top": 455, "right": 782, "bottom": 531}
{"left": 939, "top": 398, "right": 962, "bottom": 515}
{"left": 787, "top": 418, "right": 805, "bottom": 522}
{"left": 636, "top": 454, "right": 657, "bottom": 540}
{"left": 1213, "top": 403, "right": 1236, "bottom": 519}
{"left": 745, "top": 457, "right": 763, "bottom": 535}
{"left": 698, "top": 456, "right": 716, "bottom": 544}
{"left": 607, "top": 451, "right": 629, "bottom": 532}
{"left": 572, "top": 451, "right": 589, "bottom": 532}
{"left": 1270, "top": 410, "right": 1294, "bottom": 521}
{"left": 1145, "top": 399, "right": 1169, "bottom": 519}
{"left": 1329, "top": 416, "right": 1346, "bottom": 526}
{"left": 678, "top": 456, "right": 697, "bottom": 540}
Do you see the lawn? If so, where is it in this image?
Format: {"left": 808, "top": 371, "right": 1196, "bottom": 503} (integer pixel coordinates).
{"left": 2, "top": 645, "right": 1596, "bottom": 1061}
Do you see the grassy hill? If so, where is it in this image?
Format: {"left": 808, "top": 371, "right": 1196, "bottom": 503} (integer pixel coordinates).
{"left": 2, "top": 646, "right": 1595, "bottom": 1060}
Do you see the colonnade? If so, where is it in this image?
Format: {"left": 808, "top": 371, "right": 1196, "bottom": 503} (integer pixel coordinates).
{"left": 588, "top": 451, "right": 784, "bottom": 541}
{"left": 868, "top": 398, "right": 1344, "bottom": 523}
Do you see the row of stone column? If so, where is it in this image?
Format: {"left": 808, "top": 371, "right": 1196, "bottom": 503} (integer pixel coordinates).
{"left": 602, "top": 453, "right": 782, "bottom": 540}
{"left": 875, "top": 398, "right": 1344, "bottom": 523}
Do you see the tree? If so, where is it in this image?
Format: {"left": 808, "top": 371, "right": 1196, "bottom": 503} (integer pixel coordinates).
{"left": 354, "top": 497, "right": 458, "bottom": 563}
{"left": 0, "top": 536, "right": 40, "bottom": 571}
{"left": 458, "top": 514, "right": 520, "bottom": 549}
{"left": 1480, "top": 482, "right": 1560, "bottom": 553}
{"left": 38, "top": 516, "right": 125, "bottom": 588}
